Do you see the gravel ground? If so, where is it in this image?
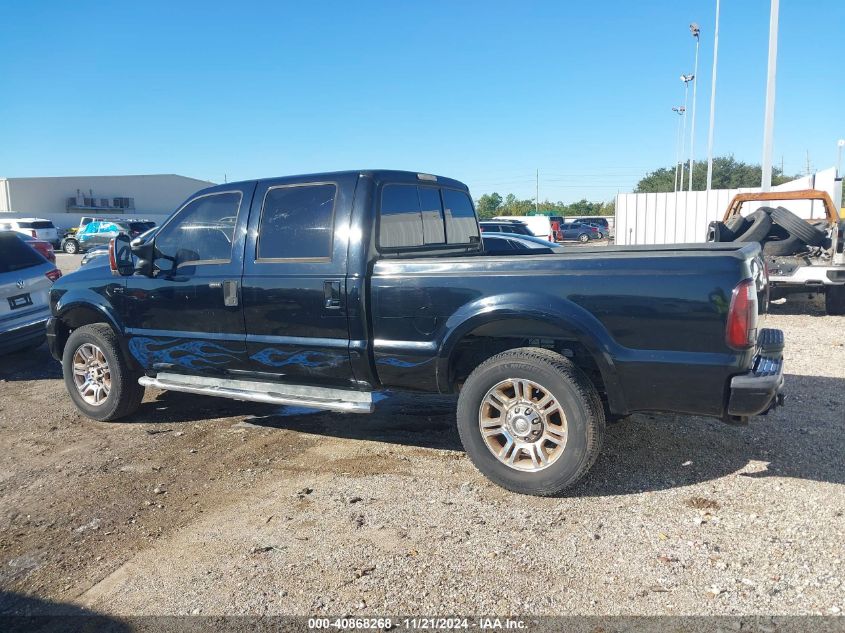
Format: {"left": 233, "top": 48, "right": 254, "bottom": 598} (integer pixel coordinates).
{"left": 0, "top": 257, "right": 842, "bottom": 618}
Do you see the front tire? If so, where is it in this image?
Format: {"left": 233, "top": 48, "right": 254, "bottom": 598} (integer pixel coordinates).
{"left": 63, "top": 240, "right": 79, "bottom": 254}
{"left": 62, "top": 324, "right": 144, "bottom": 421}
{"left": 456, "top": 347, "right": 605, "bottom": 496}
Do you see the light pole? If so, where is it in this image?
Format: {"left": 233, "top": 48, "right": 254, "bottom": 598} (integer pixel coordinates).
{"left": 706, "top": 0, "right": 721, "bottom": 190}
{"left": 838, "top": 139, "right": 845, "bottom": 178}
{"left": 672, "top": 106, "right": 686, "bottom": 191}
{"left": 679, "top": 74, "right": 694, "bottom": 191}
{"left": 761, "top": 0, "right": 780, "bottom": 191}
{"left": 688, "top": 22, "right": 701, "bottom": 191}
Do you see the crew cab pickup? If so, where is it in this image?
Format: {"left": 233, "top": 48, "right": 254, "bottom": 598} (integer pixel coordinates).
{"left": 47, "top": 170, "right": 785, "bottom": 496}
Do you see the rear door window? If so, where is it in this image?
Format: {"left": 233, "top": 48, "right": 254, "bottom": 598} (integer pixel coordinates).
{"left": 257, "top": 183, "right": 337, "bottom": 260}
{"left": 0, "top": 233, "right": 43, "bottom": 272}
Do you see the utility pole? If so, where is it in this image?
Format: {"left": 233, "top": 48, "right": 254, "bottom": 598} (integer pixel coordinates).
{"left": 679, "top": 75, "right": 693, "bottom": 190}
{"left": 673, "top": 106, "right": 685, "bottom": 191}
{"left": 688, "top": 23, "right": 701, "bottom": 191}
{"left": 760, "top": 0, "right": 779, "bottom": 191}
{"left": 706, "top": 0, "right": 720, "bottom": 191}
{"left": 805, "top": 150, "right": 811, "bottom": 176}
{"left": 535, "top": 169, "right": 539, "bottom": 214}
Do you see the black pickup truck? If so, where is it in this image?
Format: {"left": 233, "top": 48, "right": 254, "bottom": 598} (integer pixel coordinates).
{"left": 47, "top": 170, "right": 785, "bottom": 496}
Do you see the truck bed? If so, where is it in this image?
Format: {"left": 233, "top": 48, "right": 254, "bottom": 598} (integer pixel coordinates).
{"left": 369, "top": 242, "right": 763, "bottom": 418}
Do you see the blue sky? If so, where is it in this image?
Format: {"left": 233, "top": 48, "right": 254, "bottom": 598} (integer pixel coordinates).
{"left": 1, "top": 0, "right": 842, "bottom": 203}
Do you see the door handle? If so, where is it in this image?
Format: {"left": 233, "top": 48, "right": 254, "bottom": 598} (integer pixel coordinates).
{"left": 323, "top": 280, "right": 342, "bottom": 309}
{"left": 222, "top": 280, "right": 239, "bottom": 307}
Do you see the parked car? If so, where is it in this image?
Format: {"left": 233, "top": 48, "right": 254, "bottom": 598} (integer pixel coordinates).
{"left": 21, "top": 235, "right": 57, "bottom": 263}
{"left": 479, "top": 219, "right": 534, "bottom": 236}
{"left": 48, "top": 170, "right": 783, "bottom": 496}
{"left": 708, "top": 190, "right": 844, "bottom": 314}
{"left": 483, "top": 232, "right": 565, "bottom": 255}
{"left": 1, "top": 232, "right": 62, "bottom": 355}
{"left": 493, "top": 215, "right": 554, "bottom": 241}
{"left": 558, "top": 221, "right": 600, "bottom": 243}
{"left": 62, "top": 220, "right": 156, "bottom": 254}
{"left": 0, "top": 218, "right": 60, "bottom": 248}
{"left": 574, "top": 217, "right": 610, "bottom": 231}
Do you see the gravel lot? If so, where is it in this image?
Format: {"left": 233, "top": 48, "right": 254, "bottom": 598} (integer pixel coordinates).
{"left": 0, "top": 254, "right": 843, "bottom": 618}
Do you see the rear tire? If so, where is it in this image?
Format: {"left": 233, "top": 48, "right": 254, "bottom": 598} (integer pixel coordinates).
{"left": 62, "top": 324, "right": 144, "bottom": 421}
{"left": 726, "top": 214, "right": 751, "bottom": 237}
{"left": 707, "top": 221, "right": 735, "bottom": 243}
{"left": 770, "top": 206, "right": 826, "bottom": 247}
{"left": 826, "top": 286, "right": 845, "bottom": 316}
{"left": 578, "top": 233, "right": 590, "bottom": 243}
{"left": 735, "top": 208, "right": 774, "bottom": 243}
{"left": 63, "top": 240, "right": 79, "bottom": 254}
{"left": 456, "top": 347, "right": 605, "bottom": 496}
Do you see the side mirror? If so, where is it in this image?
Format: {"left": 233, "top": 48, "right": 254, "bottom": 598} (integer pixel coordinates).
{"left": 109, "top": 235, "right": 135, "bottom": 277}
{"left": 130, "top": 239, "right": 156, "bottom": 277}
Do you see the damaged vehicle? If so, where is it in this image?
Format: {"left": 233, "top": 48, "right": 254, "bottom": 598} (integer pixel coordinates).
{"left": 707, "top": 190, "right": 845, "bottom": 315}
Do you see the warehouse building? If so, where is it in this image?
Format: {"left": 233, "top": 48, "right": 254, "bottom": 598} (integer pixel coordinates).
{"left": 0, "top": 174, "right": 215, "bottom": 229}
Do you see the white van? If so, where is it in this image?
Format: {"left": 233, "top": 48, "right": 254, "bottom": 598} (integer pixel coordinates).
{"left": 493, "top": 215, "right": 553, "bottom": 241}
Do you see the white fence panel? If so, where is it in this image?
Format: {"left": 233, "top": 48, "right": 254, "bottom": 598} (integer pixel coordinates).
{"left": 614, "top": 168, "right": 843, "bottom": 246}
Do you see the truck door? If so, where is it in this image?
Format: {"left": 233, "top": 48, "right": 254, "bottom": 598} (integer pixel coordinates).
{"left": 121, "top": 184, "right": 254, "bottom": 374}
{"left": 240, "top": 175, "right": 355, "bottom": 387}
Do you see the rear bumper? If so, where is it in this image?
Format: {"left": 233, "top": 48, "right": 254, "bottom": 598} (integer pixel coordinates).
{"left": 0, "top": 317, "right": 48, "bottom": 355}
{"left": 726, "top": 328, "right": 785, "bottom": 418}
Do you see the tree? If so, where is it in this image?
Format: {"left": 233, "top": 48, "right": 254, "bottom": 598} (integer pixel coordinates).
{"left": 476, "top": 192, "right": 503, "bottom": 218}
{"left": 635, "top": 156, "right": 795, "bottom": 193}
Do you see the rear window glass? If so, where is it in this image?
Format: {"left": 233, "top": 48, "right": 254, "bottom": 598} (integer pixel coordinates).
{"left": 380, "top": 185, "right": 424, "bottom": 249}
{"left": 379, "top": 185, "right": 476, "bottom": 249}
{"left": 16, "top": 221, "right": 54, "bottom": 229}
{"left": 442, "top": 189, "right": 479, "bottom": 245}
{"left": 0, "top": 233, "right": 44, "bottom": 272}
{"left": 258, "top": 184, "right": 336, "bottom": 260}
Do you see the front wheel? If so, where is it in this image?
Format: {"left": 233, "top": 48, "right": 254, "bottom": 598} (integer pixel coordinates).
{"left": 63, "top": 240, "right": 79, "bottom": 254}
{"left": 456, "top": 348, "right": 605, "bottom": 496}
{"left": 62, "top": 324, "right": 144, "bottom": 421}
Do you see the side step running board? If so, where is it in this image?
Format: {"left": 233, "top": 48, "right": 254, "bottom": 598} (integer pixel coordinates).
{"left": 138, "top": 372, "right": 373, "bottom": 414}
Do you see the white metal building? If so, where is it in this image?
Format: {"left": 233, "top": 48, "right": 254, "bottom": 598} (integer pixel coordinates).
{"left": 0, "top": 174, "right": 215, "bottom": 229}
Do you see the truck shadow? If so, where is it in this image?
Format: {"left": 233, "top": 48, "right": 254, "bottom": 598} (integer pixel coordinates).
{"left": 569, "top": 373, "right": 845, "bottom": 496}
{"left": 0, "top": 590, "right": 128, "bottom": 630}
{"left": 236, "top": 373, "right": 845, "bottom": 496}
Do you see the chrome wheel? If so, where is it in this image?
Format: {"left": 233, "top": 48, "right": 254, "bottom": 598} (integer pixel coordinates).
{"left": 72, "top": 343, "right": 111, "bottom": 406}
{"left": 478, "top": 378, "right": 568, "bottom": 472}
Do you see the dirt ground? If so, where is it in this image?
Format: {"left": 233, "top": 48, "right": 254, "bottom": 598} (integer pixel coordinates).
{"left": 0, "top": 255, "right": 843, "bottom": 617}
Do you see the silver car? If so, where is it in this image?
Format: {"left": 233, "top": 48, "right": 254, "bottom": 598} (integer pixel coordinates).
{"left": 0, "top": 232, "right": 62, "bottom": 355}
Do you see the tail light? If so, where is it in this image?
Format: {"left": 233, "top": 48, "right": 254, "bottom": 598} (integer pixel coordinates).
{"left": 45, "top": 269, "right": 62, "bottom": 282}
{"left": 726, "top": 278, "right": 758, "bottom": 350}
{"left": 590, "top": 227, "right": 598, "bottom": 232}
